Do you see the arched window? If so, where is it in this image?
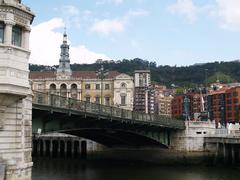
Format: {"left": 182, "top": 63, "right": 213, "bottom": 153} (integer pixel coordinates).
{"left": 12, "top": 25, "right": 22, "bottom": 47}
{"left": 60, "top": 84, "right": 67, "bottom": 97}
{"left": 121, "top": 82, "right": 127, "bottom": 88}
{"left": 71, "top": 84, "right": 78, "bottom": 99}
{"left": 49, "top": 83, "right": 56, "bottom": 94}
{"left": 0, "top": 22, "right": 4, "bottom": 43}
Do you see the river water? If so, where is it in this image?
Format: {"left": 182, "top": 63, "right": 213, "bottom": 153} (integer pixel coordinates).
{"left": 32, "top": 155, "right": 240, "bottom": 180}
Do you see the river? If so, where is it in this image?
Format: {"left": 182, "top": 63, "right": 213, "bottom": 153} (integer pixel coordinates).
{"left": 32, "top": 153, "right": 240, "bottom": 180}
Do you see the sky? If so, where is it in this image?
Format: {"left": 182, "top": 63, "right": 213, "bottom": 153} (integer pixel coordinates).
{"left": 23, "top": 0, "right": 240, "bottom": 66}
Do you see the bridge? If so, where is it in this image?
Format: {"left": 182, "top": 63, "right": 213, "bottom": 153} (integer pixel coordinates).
{"left": 32, "top": 91, "right": 185, "bottom": 148}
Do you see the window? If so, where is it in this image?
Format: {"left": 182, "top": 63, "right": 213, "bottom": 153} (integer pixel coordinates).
{"left": 121, "top": 83, "right": 127, "bottom": 88}
{"left": 234, "top": 99, "right": 238, "bottom": 104}
{"left": 12, "top": 26, "right": 22, "bottom": 47}
{"left": 37, "top": 84, "right": 42, "bottom": 90}
{"left": 227, "top": 106, "right": 232, "bottom": 110}
{"left": 121, "top": 95, "right": 126, "bottom": 106}
{"left": 105, "top": 97, "right": 110, "bottom": 106}
{"left": 227, "top": 113, "right": 232, "bottom": 117}
{"left": 96, "top": 84, "right": 100, "bottom": 90}
{"left": 105, "top": 84, "right": 110, "bottom": 90}
{"left": 85, "top": 84, "right": 91, "bottom": 89}
{"left": 0, "top": 22, "right": 4, "bottom": 43}
{"left": 85, "top": 96, "right": 91, "bottom": 102}
{"left": 95, "top": 97, "right": 100, "bottom": 104}
{"left": 226, "top": 93, "right": 232, "bottom": 98}
{"left": 227, "top": 99, "right": 232, "bottom": 104}
{"left": 233, "top": 91, "right": 238, "bottom": 97}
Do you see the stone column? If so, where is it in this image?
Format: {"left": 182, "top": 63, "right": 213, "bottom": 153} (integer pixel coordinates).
{"left": 50, "top": 140, "right": 53, "bottom": 158}
{"left": 231, "top": 144, "right": 235, "bottom": 164}
{"left": 64, "top": 141, "right": 67, "bottom": 158}
{"left": 43, "top": 140, "right": 46, "bottom": 157}
{"left": 214, "top": 142, "right": 219, "bottom": 164}
{"left": 23, "top": 26, "right": 31, "bottom": 49}
{"left": 4, "top": 20, "right": 15, "bottom": 45}
{"left": 57, "top": 140, "right": 61, "bottom": 157}
{"left": 71, "top": 141, "right": 75, "bottom": 158}
{"left": 223, "top": 143, "right": 228, "bottom": 163}
{"left": 37, "top": 140, "right": 41, "bottom": 157}
{"left": 78, "top": 140, "right": 81, "bottom": 158}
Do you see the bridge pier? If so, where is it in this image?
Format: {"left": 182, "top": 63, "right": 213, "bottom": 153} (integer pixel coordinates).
{"left": 33, "top": 133, "right": 102, "bottom": 159}
{"left": 0, "top": 1, "right": 35, "bottom": 180}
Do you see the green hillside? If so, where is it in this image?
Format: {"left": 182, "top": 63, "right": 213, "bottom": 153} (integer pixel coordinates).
{"left": 29, "top": 58, "right": 240, "bottom": 87}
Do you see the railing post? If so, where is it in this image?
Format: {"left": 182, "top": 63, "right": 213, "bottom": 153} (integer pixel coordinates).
{"left": 50, "top": 94, "right": 53, "bottom": 106}
{"left": 68, "top": 98, "right": 71, "bottom": 110}
{"left": 84, "top": 101, "right": 87, "bottom": 113}
{"left": 110, "top": 107, "right": 113, "bottom": 119}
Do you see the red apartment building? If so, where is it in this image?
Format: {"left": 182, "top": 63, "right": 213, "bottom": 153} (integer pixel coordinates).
{"left": 225, "top": 87, "right": 240, "bottom": 123}
{"left": 172, "top": 92, "right": 204, "bottom": 120}
{"left": 171, "top": 94, "right": 184, "bottom": 119}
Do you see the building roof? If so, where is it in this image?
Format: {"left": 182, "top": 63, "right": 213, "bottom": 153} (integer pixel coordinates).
{"left": 208, "top": 87, "right": 228, "bottom": 95}
{"left": 29, "top": 70, "right": 120, "bottom": 80}
{"left": 29, "top": 71, "right": 56, "bottom": 79}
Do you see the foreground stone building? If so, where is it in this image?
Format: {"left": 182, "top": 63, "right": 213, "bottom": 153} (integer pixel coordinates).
{"left": 0, "top": 0, "right": 34, "bottom": 179}
{"left": 30, "top": 32, "right": 134, "bottom": 110}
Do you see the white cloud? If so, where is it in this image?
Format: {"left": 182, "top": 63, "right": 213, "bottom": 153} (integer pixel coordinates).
{"left": 96, "top": 0, "right": 124, "bottom": 5}
{"left": 168, "top": 0, "right": 240, "bottom": 31}
{"left": 127, "top": 9, "right": 149, "bottom": 17}
{"left": 215, "top": 0, "right": 240, "bottom": 31}
{"left": 90, "top": 19, "right": 125, "bottom": 35}
{"left": 55, "top": 5, "right": 81, "bottom": 28}
{"left": 61, "top": 5, "right": 80, "bottom": 16}
{"left": 30, "top": 18, "right": 111, "bottom": 65}
{"left": 90, "top": 9, "right": 149, "bottom": 35}
{"left": 167, "top": 0, "right": 198, "bottom": 23}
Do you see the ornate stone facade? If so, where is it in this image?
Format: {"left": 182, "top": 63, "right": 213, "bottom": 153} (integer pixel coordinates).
{"left": 0, "top": 0, "right": 34, "bottom": 179}
{"left": 113, "top": 74, "right": 134, "bottom": 110}
{"left": 30, "top": 33, "right": 134, "bottom": 110}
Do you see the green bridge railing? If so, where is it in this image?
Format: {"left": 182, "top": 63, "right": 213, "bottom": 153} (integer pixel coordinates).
{"left": 32, "top": 91, "right": 185, "bottom": 130}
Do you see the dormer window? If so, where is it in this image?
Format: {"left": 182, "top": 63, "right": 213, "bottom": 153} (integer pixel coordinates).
{"left": 12, "top": 25, "right": 22, "bottom": 47}
{"left": 0, "top": 22, "right": 4, "bottom": 43}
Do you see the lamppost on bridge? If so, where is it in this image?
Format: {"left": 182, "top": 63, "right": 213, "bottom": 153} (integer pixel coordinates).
{"left": 184, "top": 95, "right": 190, "bottom": 121}
{"left": 96, "top": 65, "right": 109, "bottom": 105}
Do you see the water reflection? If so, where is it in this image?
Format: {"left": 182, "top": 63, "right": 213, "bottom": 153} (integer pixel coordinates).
{"left": 33, "top": 158, "right": 240, "bottom": 180}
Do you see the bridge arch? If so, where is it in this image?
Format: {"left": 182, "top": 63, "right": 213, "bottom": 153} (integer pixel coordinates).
{"left": 46, "top": 128, "right": 169, "bottom": 148}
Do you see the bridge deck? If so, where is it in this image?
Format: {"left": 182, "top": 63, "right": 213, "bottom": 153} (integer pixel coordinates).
{"left": 32, "top": 91, "right": 185, "bottom": 130}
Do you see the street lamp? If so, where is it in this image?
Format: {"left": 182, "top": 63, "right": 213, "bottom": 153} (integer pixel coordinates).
{"left": 96, "top": 65, "right": 109, "bottom": 105}
{"left": 184, "top": 95, "right": 190, "bottom": 121}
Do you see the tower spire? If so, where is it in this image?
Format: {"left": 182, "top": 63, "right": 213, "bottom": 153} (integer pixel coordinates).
{"left": 57, "top": 29, "right": 72, "bottom": 78}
